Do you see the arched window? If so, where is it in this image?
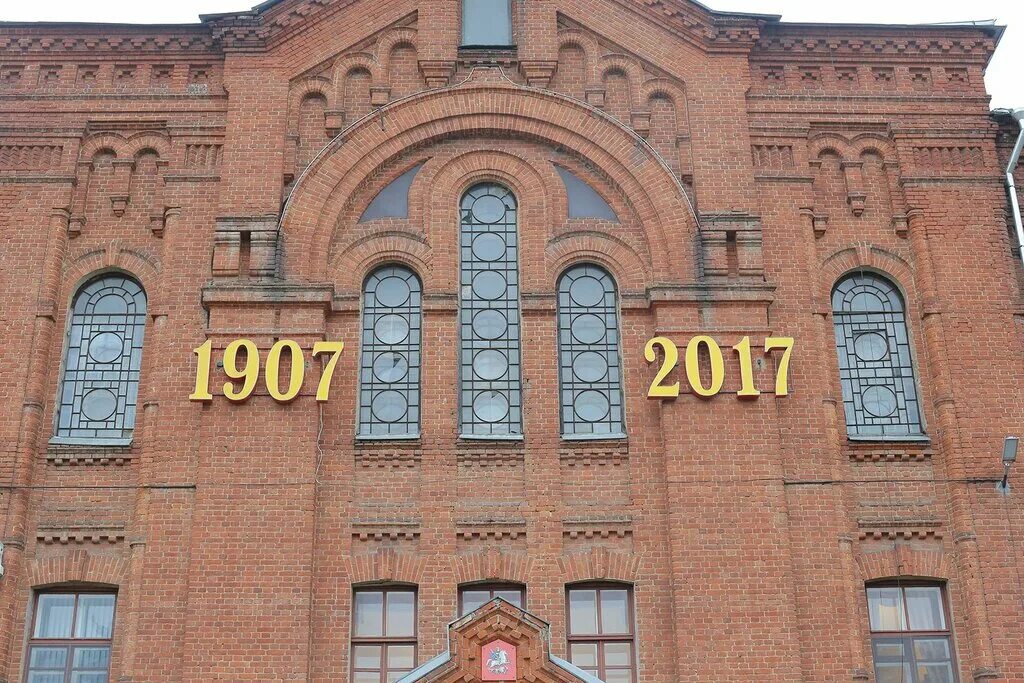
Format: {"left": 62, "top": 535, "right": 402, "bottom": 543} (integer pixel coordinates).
{"left": 358, "top": 266, "right": 422, "bottom": 439}
{"left": 459, "top": 183, "right": 523, "bottom": 439}
{"left": 557, "top": 265, "right": 625, "bottom": 438}
{"left": 832, "top": 272, "right": 924, "bottom": 439}
{"left": 53, "top": 273, "right": 147, "bottom": 445}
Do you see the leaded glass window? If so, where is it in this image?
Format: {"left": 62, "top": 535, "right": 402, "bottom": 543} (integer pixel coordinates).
{"left": 358, "top": 266, "right": 422, "bottom": 439}
{"left": 832, "top": 272, "right": 924, "bottom": 439}
{"left": 557, "top": 265, "right": 625, "bottom": 438}
{"left": 459, "top": 183, "right": 522, "bottom": 438}
{"left": 53, "top": 274, "right": 146, "bottom": 445}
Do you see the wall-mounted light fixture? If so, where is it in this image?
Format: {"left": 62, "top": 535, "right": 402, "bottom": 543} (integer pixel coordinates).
{"left": 998, "top": 436, "right": 1018, "bottom": 494}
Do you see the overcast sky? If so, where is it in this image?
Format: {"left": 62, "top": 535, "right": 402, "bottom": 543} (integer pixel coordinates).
{"left": 0, "top": 0, "right": 1019, "bottom": 109}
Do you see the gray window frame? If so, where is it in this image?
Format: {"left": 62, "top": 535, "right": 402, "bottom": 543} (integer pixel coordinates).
{"left": 52, "top": 273, "right": 147, "bottom": 446}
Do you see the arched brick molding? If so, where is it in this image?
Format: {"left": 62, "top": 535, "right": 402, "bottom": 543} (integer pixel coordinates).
{"left": 28, "top": 550, "right": 128, "bottom": 588}
{"left": 348, "top": 548, "right": 428, "bottom": 585}
{"left": 123, "top": 132, "right": 171, "bottom": 161}
{"left": 450, "top": 548, "right": 533, "bottom": 585}
{"left": 856, "top": 544, "right": 950, "bottom": 582}
{"left": 289, "top": 77, "right": 333, "bottom": 123}
{"left": 63, "top": 244, "right": 163, "bottom": 313}
{"left": 556, "top": 29, "right": 600, "bottom": 85}
{"left": 375, "top": 27, "right": 420, "bottom": 87}
{"left": 818, "top": 245, "right": 916, "bottom": 315}
{"left": 281, "top": 78, "right": 695, "bottom": 284}
{"left": 331, "top": 53, "right": 379, "bottom": 93}
{"left": 558, "top": 547, "right": 640, "bottom": 584}
{"left": 547, "top": 231, "right": 650, "bottom": 292}
{"left": 329, "top": 230, "right": 432, "bottom": 293}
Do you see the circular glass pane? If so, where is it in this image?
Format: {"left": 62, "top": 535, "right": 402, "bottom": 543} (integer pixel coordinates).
{"left": 372, "top": 391, "right": 408, "bottom": 422}
{"left": 93, "top": 294, "right": 128, "bottom": 315}
{"left": 375, "top": 276, "right": 411, "bottom": 307}
{"left": 471, "top": 195, "right": 507, "bottom": 224}
{"left": 473, "top": 391, "right": 510, "bottom": 423}
{"left": 373, "top": 353, "right": 409, "bottom": 383}
{"left": 862, "top": 386, "right": 898, "bottom": 418}
{"left": 472, "top": 310, "right": 508, "bottom": 340}
{"left": 854, "top": 332, "right": 889, "bottom": 362}
{"left": 569, "top": 276, "right": 605, "bottom": 307}
{"left": 573, "top": 352, "right": 609, "bottom": 383}
{"left": 87, "top": 332, "right": 124, "bottom": 363}
{"left": 81, "top": 389, "right": 118, "bottom": 421}
{"left": 374, "top": 315, "right": 410, "bottom": 344}
{"left": 574, "top": 390, "right": 610, "bottom": 422}
{"left": 472, "top": 233, "right": 507, "bottom": 262}
{"left": 571, "top": 314, "right": 606, "bottom": 344}
{"left": 473, "top": 350, "right": 509, "bottom": 381}
{"left": 472, "top": 272, "right": 507, "bottom": 300}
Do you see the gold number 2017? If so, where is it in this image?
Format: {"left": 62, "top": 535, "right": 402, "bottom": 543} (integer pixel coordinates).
{"left": 645, "top": 335, "right": 794, "bottom": 400}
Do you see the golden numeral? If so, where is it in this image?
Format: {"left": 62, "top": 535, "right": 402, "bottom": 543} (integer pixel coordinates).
{"left": 190, "top": 339, "right": 214, "bottom": 402}
{"left": 765, "top": 337, "right": 795, "bottom": 396}
{"left": 732, "top": 336, "right": 761, "bottom": 399}
{"left": 265, "top": 340, "right": 304, "bottom": 403}
{"left": 313, "top": 341, "right": 345, "bottom": 402}
{"left": 645, "top": 337, "right": 680, "bottom": 399}
{"left": 685, "top": 335, "right": 724, "bottom": 398}
{"left": 223, "top": 339, "right": 260, "bottom": 402}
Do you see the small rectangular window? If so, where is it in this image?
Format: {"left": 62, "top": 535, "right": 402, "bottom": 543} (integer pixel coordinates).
{"left": 25, "top": 591, "right": 116, "bottom": 683}
{"left": 459, "top": 584, "right": 525, "bottom": 616}
{"left": 352, "top": 588, "right": 418, "bottom": 683}
{"left": 566, "top": 585, "right": 635, "bottom": 683}
{"left": 461, "top": 0, "right": 513, "bottom": 48}
{"left": 867, "top": 584, "right": 957, "bottom": 683}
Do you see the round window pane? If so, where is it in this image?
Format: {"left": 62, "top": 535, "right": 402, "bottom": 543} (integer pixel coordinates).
{"left": 472, "top": 272, "right": 507, "bottom": 300}
{"left": 574, "top": 390, "right": 610, "bottom": 422}
{"left": 374, "top": 315, "right": 410, "bottom": 344}
{"left": 373, "top": 353, "right": 409, "bottom": 383}
{"left": 375, "top": 277, "right": 411, "bottom": 307}
{"left": 862, "top": 386, "right": 898, "bottom": 417}
{"left": 93, "top": 294, "right": 128, "bottom": 314}
{"left": 81, "top": 389, "right": 118, "bottom": 421}
{"left": 571, "top": 314, "right": 606, "bottom": 344}
{"left": 372, "top": 391, "right": 408, "bottom": 422}
{"left": 573, "top": 351, "right": 608, "bottom": 383}
{"left": 854, "top": 332, "right": 889, "bottom": 361}
{"left": 473, "top": 391, "right": 510, "bottom": 423}
{"left": 472, "top": 233, "right": 506, "bottom": 262}
{"left": 569, "top": 276, "right": 605, "bottom": 307}
{"left": 471, "top": 195, "right": 507, "bottom": 224}
{"left": 472, "top": 310, "right": 508, "bottom": 340}
{"left": 473, "top": 350, "right": 508, "bottom": 380}
{"left": 88, "top": 332, "right": 124, "bottom": 363}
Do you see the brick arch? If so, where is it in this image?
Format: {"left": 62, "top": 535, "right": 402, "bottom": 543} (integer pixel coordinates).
{"left": 331, "top": 52, "right": 379, "bottom": 92}
{"left": 347, "top": 548, "right": 428, "bottom": 585}
{"left": 856, "top": 545, "right": 950, "bottom": 583}
{"left": 63, "top": 243, "right": 163, "bottom": 312}
{"left": 450, "top": 549, "right": 533, "bottom": 585}
{"left": 281, "top": 80, "right": 694, "bottom": 284}
{"left": 850, "top": 133, "right": 896, "bottom": 161}
{"left": 557, "top": 547, "right": 640, "bottom": 584}
{"left": 556, "top": 28, "right": 600, "bottom": 84}
{"left": 547, "top": 231, "right": 650, "bottom": 291}
{"left": 599, "top": 54, "right": 642, "bottom": 113}
{"left": 123, "top": 132, "right": 170, "bottom": 160}
{"left": 289, "top": 77, "right": 333, "bottom": 124}
{"left": 329, "top": 230, "right": 432, "bottom": 293}
{"left": 375, "top": 26, "right": 419, "bottom": 88}
{"left": 79, "top": 133, "right": 127, "bottom": 162}
{"left": 809, "top": 133, "right": 851, "bottom": 161}
{"left": 28, "top": 550, "right": 129, "bottom": 588}
{"left": 819, "top": 244, "right": 916, "bottom": 312}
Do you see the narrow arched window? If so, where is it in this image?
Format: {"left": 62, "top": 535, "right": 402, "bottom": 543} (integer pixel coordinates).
{"left": 459, "top": 183, "right": 522, "bottom": 438}
{"left": 557, "top": 265, "right": 625, "bottom": 438}
{"left": 53, "top": 273, "right": 146, "bottom": 445}
{"left": 358, "top": 266, "right": 422, "bottom": 439}
{"left": 832, "top": 272, "right": 924, "bottom": 439}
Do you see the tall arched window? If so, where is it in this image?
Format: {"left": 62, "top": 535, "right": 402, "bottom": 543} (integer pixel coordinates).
{"left": 557, "top": 265, "right": 625, "bottom": 438}
{"left": 832, "top": 272, "right": 924, "bottom": 438}
{"left": 459, "top": 183, "right": 522, "bottom": 438}
{"left": 358, "top": 266, "right": 422, "bottom": 439}
{"left": 53, "top": 273, "right": 147, "bottom": 445}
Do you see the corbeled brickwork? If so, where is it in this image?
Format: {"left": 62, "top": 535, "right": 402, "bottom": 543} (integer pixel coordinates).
{"left": 0, "top": 1, "right": 1021, "bottom": 682}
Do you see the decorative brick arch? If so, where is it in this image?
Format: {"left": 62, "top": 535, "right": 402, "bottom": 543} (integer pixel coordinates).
{"left": 330, "top": 52, "right": 379, "bottom": 93}
{"left": 123, "top": 131, "right": 171, "bottom": 160}
{"left": 347, "top": 548, "right": 428, "bottom": 585}
{"left": 289, "top": 76, "right": 334, "bottom": 124}
{"left": 375, "top": 26, "right": 419, "bottom": 87}
{"left": 556, "top": 28, "right": 600, "bottom": 84}
{"left": 856, "top": 544, "right": 950, "bottom": 583}
{"left": 281, "top": 77, "right": 695, "bottom": 284}
{"left": 450, "top": 549, "right": 533, "bottom": 586}
{"left": 28, "top": 551, "right": 128, "bottom": 588}
{"left": 557, "top": 547, "right": 640, "bottom": 584}
{"left": 329, "top": 229, "right": 432, "bottom": 292}
{"left": 819, "top": 244, "right": 916, "bottom": 313}
{"left": 63, "top": 243, "right": 163, "bottom": 312}
{"left": 547, "top": 231, "right": 650, "bottom": 292}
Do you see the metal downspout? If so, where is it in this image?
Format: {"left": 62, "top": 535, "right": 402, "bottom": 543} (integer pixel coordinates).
{"left": 1004, "top": 108, "right": 1024, "bottom": 264}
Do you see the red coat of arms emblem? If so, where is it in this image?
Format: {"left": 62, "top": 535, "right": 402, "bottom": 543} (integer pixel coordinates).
{"left": 481, "top": 640, "right": 517, "bottom": 681}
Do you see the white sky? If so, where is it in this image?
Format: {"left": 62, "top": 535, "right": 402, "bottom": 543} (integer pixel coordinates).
{"left": 0, "top": 0, "right": 1019, "bottom": 109}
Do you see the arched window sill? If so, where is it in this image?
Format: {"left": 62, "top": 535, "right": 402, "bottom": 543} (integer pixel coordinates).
{"left": 49, "top": 436, "right": 133, "bottom": 447}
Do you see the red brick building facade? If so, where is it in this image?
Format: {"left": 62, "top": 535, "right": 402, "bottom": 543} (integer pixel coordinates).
{"left": 0, "top": 1, "right": 1022, "bottom": 681}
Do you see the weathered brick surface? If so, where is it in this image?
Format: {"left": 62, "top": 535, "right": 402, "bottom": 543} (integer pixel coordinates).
{"left": 0, "top": 1, "right": 1021, "bottom": 681}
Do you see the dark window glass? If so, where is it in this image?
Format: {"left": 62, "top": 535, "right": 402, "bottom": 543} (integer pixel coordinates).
{"left": 832, "top": 273, "right": 924, "bottom": 438}
{"left": 352, "top": 588, "right": 418, "bottom": 683}
{"left": 461, "top": 0, "right": 513, "bottom": 47}
{"left": 567, "top": 585, "right": 635, "bottom": 683}
{"left": 557, "top": 265, "right": 625, "bottom": 438}
{"left": 360, "top": 164, "right": 423, "bottom": 223}
{"left": 358, "top": 266, "right": 422, "bottom": 439}
{"left": 867, "top": 584, "right": 957, "bottom": 683}
{"left": 458, "top": 584, "right": 525, "bottom": 616}
{"left": 555, "top": 167, "right": 618, "bottom": 222}
{"left": 459, "top": 184, "right": 522, "bottom": 438}
{"left": 54, "top": 274, "right": 146, "bottom": 445}
{"left": 26, "top": 592, "right": 115, "bottom": 683}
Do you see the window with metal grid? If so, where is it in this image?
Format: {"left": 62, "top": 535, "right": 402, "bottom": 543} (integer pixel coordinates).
{"left": 459, "top": 183, "right": 523, "bottom": 439}
{"left": 557, "top": 265, "right": 626, "bottom": 438}
{"left": 832, "top": 272, "right": 924, "bottom": 439}
{"left": 53, "top": 274, "right": 147, "bottom": 445}
{"left": 358, "top": 266, "right": 422, "bottom": 439}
